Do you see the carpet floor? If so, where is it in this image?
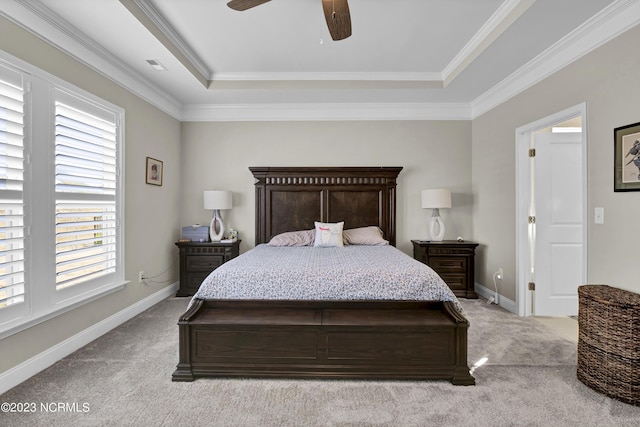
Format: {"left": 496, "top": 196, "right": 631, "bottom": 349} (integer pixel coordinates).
{"left": 1, "top": 297, "right": 639, "bottom": 426}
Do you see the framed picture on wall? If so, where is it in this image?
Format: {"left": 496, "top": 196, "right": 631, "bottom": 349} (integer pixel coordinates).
{"left": 614, "top": 121, "right": 640, "bottom": 192}
{"left": 146, "top": 157, "right": 163, "bottom": 186}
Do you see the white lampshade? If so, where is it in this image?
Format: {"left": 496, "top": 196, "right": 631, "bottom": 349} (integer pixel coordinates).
{"left": 421, "top": 189, "right": 451, "bottom": 209}
{"left": 421, "top": 189, "right": 451, "bottom": 242}
{"left": 203, "top": 190, "right": 232, "bottom": 210}
{"left": 203, "top": 190, "right": 232, "bottom": 242}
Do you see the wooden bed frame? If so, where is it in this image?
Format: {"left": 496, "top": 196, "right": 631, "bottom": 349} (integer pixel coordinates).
{"left": 172, "top": 167, "right": 474, "bottom": 385}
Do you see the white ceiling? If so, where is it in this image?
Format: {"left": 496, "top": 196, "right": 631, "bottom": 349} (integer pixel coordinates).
{"left": 2, "top": 0, "right": 638, "bottom": 120}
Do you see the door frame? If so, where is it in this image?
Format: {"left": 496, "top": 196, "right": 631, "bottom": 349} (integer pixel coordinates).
{"left": 515, "top": 103, "right": 588, "bottom": 317}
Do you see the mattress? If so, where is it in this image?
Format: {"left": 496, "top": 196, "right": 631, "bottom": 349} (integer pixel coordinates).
{"left": 191, "top": 244, "right": 461, "bottom": 312}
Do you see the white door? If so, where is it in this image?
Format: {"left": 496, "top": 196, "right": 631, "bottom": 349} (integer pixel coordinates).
{"left": 532, "top": 131, "right": 585, "bottom": 316}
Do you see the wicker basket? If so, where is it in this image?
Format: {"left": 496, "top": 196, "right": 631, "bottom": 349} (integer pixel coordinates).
{"left": 577, "top": 285, "right": 640, "bottom": 406}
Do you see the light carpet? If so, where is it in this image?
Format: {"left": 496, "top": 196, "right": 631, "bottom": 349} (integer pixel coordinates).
{"left": 1, "top": 297, "right": 639, "bottom": 426}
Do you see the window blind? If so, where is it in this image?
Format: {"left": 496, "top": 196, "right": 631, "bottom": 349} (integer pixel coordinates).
{"left": 0, "top": 64, "right": 25, "bottom": 309}
{"left": 54, "top": 92, "right": 118, "bottom": 290}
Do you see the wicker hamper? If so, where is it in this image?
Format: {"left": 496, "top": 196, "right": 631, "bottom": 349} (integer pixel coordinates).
{"left": 577, "top": 285, "right": 640, "bottom": 406}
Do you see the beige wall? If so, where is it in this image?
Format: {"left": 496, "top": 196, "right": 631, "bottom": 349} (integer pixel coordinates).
{"left": 180, "top": 121, "right": 473, "bottom": 255}
{"left": 3, "top": 5, "right": 637, "bottom": 380}
{"left": 472, "top": 25, "right": 640, "bottom": 301}
{"left": 0, "top": 18, "right": 181, "bottom": 372}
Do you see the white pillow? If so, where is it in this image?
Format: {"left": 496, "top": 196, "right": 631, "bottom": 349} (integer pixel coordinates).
{"left": 313, "top": 221, "right": 344, "bottom": 247}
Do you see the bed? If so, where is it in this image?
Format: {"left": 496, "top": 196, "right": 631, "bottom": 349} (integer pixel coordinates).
{"left": 172, "top": 166, "right": 474, "bottom": 385}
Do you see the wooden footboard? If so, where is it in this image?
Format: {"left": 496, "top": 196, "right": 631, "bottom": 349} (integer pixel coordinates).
{"left": 172, "top": 299, "right": 475, "bottom": 385}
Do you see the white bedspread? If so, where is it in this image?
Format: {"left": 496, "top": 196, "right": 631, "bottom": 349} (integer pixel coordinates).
{"left": 191, "top": 244, "right": 461, "bottom": 311}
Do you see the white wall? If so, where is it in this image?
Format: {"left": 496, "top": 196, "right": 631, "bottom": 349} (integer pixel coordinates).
{"left": 0, "top": 17, "right": 181, "bottom": 374}
{"left": 472, "top": 24, "right": 640, "bottom": 301}
{"left": 180, "top": 120, "right": 473, "bottom": 255}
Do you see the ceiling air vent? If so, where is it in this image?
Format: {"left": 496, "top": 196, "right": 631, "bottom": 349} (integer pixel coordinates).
{"left": 145, "top": 59, "right": 167, "bottom": 71}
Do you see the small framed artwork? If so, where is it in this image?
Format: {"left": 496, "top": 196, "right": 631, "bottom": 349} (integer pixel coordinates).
{"left": 146, "top": 157, "right": 163, "bottom": 186}
{"left": 614, "top": 121, "right": 640, "bottom": 192}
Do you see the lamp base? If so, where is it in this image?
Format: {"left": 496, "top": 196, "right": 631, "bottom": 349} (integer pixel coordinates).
{"left": 429, "top": 209, "right": 445, "bottom": 242}
{"left": 209, "top": 210, "right": 225, "bottom": 242}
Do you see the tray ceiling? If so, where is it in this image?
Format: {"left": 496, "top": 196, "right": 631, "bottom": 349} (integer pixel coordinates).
{"left": 2, "top": 0, "right": 636, "bottom": 120}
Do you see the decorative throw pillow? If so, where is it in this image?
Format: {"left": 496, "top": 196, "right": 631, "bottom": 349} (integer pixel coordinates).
{"left": 343, "top": 226, "right": 389, "bottom": 245}
{"left": 313, "top": 221, "right": 344, "bottom": 247}
{"left": 267, "top": 229, "right": 315, "bottom": 246}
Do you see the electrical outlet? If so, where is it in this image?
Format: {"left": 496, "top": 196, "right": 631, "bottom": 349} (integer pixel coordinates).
{"left": 497, "top": 268, "right": 503, "bottom": 280}
{"left": 138, "top": 271, "right": 145, "bottom": 283}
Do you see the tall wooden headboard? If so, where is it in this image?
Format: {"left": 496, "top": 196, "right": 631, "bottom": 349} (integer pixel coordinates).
{"left": 250, "top": 167, "right": 403, "bottom": 246}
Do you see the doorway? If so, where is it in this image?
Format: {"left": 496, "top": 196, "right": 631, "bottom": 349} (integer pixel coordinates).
{"left": 516, "top": 103, "right": 588, "bottom": 317}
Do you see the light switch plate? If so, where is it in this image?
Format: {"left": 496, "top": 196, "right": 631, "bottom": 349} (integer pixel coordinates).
{"left": 594, "top": 207, "right": 604, "bottom": 224}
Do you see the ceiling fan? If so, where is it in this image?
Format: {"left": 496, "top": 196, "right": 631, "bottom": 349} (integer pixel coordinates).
{"left": 227, "top": 0, "right": 352, "bottom": 41}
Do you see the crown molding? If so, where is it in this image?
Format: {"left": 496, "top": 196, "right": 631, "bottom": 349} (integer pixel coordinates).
{"left": 118, "top": 0, "right": 210, "bottom": 87}
{"left": 209, "top": 72, "right": 443, "bottom": 90}
{"left": 181, "top": 102, "right": 472, "bottom": 122}
{"left": 0, "top": 0, "right": 182, "bottom": 119}
{"left": 3, "top": 0, "right": 638, "bottom": 122}
{"left": 442, "top": 0, "right": 535, "bottom": 87}
{"left": 208, "top": 73, "right": 444, "bottom": 90}
{"left": 211, "top": 71, "right": 443, "bottom": 83}
{"left": 471, "top": 0, "right": 640, "bottom": 119}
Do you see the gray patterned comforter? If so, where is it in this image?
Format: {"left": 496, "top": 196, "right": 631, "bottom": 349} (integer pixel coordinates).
{"left": 191, "top": 244, "right": 462, "bottom": 312}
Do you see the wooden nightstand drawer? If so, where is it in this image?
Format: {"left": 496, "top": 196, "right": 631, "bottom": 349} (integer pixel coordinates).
{"left": 438, "top": 273, "right": 466, "bottom": 290}
{"left": 181, "top": 245, "right": 229, "bottom": 256}
{"left": 411, "top": 240, "right": 479, "bottom": 299}
{"left": 175, "top": 240, "right": 241, "bottom": 297}
{"left": 428, "top": 246, "right": 474, "bottom": 256}
{"left": 429, "top": 257, "right": 467, "bottom": 272}
{"left": 187, "top": 255, "right": 224, "bottom": 272}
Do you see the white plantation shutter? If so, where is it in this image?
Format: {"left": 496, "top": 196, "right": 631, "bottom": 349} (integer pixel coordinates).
{"left": 0, "top": 53, "right": 125, "bottom": 337}
{"left": 0, "top": 64, "right": 25, "bottom": 310}
{"left": 54, "top": 90, "right": 118, "bottom": 290}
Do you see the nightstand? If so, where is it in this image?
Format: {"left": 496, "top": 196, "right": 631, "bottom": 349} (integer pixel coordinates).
{"left": 411, "top": 240, "right": 479, "bottom": 298}
{"left": 175, "top": 240, "right": 241, "bottom": 297}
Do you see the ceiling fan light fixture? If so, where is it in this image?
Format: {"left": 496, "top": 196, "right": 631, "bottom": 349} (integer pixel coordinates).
{"left": 228, "top": 0, "right": 352, "bottom": 41}
{"left": 227, "top": 0, "right": 271, "bottom": 12}
{"left": 322, "top": 0, "right": 352, "bottom": 41}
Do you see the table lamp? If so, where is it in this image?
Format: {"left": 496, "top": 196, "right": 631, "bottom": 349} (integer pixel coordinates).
{"left": 421, "top": 189, "right": 451, "bottom": 242}
{"left": 203, "top": 190, "right": 232, "bottom": 241}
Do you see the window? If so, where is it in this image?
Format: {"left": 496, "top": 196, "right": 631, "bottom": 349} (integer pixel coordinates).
{"left": 54, "top": 91, "right": 118, "bottom": 290}
{"left": 0, "top": 63, "right": 25, "bottom": 311}
{"left": 0, "top": 53, "right": 124, "bottom": 337}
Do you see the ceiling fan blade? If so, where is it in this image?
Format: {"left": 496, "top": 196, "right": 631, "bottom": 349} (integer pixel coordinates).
{"left": 322, "top": 0, "right": 352, "bottom": 40}
{"left": 227, "top": 0, "right": 271, "bottom": 12}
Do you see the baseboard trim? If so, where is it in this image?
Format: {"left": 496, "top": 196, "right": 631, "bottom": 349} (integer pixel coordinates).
{"left": 0, "top": 282, "right": 179, "bottom": 395}
{"left": 474, "top": 282, "right": 517, "bottom": 314}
